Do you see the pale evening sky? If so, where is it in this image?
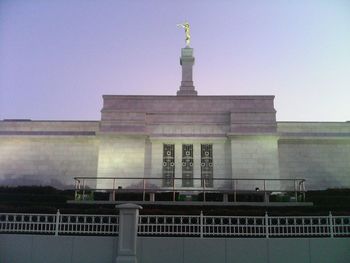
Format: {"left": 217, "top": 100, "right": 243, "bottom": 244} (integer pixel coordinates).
{"left": 0, "top": 0, "right": 349, "bottom": 121}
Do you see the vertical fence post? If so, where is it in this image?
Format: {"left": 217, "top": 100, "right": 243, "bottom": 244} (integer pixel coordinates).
{"left": 111, "top": 178, "right": 116, "bottom": 202}
{"left": 74, "top": 180, "right": 78, "bottom": 200}
{"left": 233, "top": 179, "right": 237, "bottom": 202}
{"left": 142, "top": 179, "right": 146, "bottom": 201}
{"left": 55, "top": 209, "right": 60, "bottom": 236}
{"left": 265, "top": 212, "right": 269, "bottom": 238}
{"left": 200, "top": 211, "right": 204, "bottom": 238}
{"left": 329, "top": 211, "right": 334, "bottom": 238}
{"left": 115, "top": 203, "right": 143, "bottom": 263}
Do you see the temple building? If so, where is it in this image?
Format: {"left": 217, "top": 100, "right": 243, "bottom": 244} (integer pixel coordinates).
{"left": 0, "top": 45, "right": 349, "bottom": 191}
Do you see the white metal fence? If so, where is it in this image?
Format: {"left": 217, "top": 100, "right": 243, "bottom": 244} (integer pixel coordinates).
{"left": 1, "top": 211, "right": 349, "bottom": 238}
{"left": 0, "top": 211, "right": 119, "bottom": 236}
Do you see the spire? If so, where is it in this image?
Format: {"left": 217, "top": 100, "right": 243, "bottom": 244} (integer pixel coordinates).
{"left": 176, "top": 22, "right": 197, "bottom": 96}
{"left": 177, "top": 47, "right": 197, "bottom": 96}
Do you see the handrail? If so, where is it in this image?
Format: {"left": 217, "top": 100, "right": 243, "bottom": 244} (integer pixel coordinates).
{"left": 74, "top": 176, "right": 306, "bottom": 181}
{"left": 73, "top": 176, "right": 307, "bottom": 203}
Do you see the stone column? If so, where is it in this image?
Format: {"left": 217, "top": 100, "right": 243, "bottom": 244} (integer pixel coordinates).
{"left": 116, "top": 203, "right": 142, "bottom": 263}
{"left": 177, "top": 47, "right": 197, "bottom": 96}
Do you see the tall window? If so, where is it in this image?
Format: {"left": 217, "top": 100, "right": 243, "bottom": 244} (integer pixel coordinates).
{"left": 182, "top": 144, "right": 193, "bottom": 187}
{"left": 201, "top": 144, "right": 213, "bottom": 187}
{"left": 163, "top": 144, "right": 175, "bottom": 187}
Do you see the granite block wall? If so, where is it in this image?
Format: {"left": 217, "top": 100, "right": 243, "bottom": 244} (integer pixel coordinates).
{"left": 0, "top": 136, "right": 98, "bottom": 189}
{"left": 278, "top": 122, "right": 350, "bottom": 189}
{"left": 100, "top": 95, "right": 277, "bottom": 135}
{"left": 1, "top": 113, "right": 349, "bottom": 191}
{"left": 96, "top": 136, "right": 146, "bottom": 189}
{"left": 0, "top": 121, "right": 99, "bottom": 189}
{"left": 230, "top": 136, "right": 280, "bottom": 190}
{"left": 278, "top": 140, "right": 350, "bottom": 189}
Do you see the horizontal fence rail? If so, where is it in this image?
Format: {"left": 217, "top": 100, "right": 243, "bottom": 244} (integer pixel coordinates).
{"left": 59, "top": 214, "right": 119, "bottom": 235}
{"left": 0, "top": 213, "right": 57, "bottom": 234}
{"left": 138, "top": 215, "right": 201, "bottom": 236}
{"left": 73, "top": 176, "right": 307, "bottom": 203}
{"left": 1, "top": 212, "right": 349, "bottom": 238}
{"left": 0, "top": 211, "right": 119, "bottom": 236}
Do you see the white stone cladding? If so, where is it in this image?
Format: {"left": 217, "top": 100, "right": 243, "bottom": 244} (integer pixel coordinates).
{"left": 277, "top": 122, "right": 350, "bottom": 133}
{"left": 97, "top": 94, "right": 278, "bottom": 189}
{"left": 279, "top": 140, "right": 350, "bottom": 189}
{"left": 0, "top": 121, "right": 99, "bottom": 189}
{"left": 96, "top": 136, "right": 146, "bottom": 189}
{"left": 0, "top": 105, "right": 349, "bottom": 190}
{"left": 99, "top": 96, "right": 277, "bottom": 137}
{"left": 230, "top": 136, "right": 280, "bottom": 191}
{"left": 277, "top": 122, "right": 350, "bottom": 189}
{"left": 0, "top": 136, "right": 98, "bottom": 188}
{"left": 0, "top": 121, "right": 99, "bottom": 132}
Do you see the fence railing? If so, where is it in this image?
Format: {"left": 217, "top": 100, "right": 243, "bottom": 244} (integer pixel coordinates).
{"left": 73, "top": 176, "right": 306, "bottom": 203}
{"left": 1, "top": 211, "right": 349, "bottom": 238}
{"left": 0, "top": 211, "right": 119, "bottom": 236}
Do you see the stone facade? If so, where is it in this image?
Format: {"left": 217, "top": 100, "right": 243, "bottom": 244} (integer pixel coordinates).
{"left": 0, "top": 121, "right": 99, "bottom": 188}
{"left": 278, "top": 122, "right": 350, "bottom": 189}
{"left": 230, "top": 136, "right": 280, "bottom": 190}
{"left": 1, "top": 108, "right": 349, "bottom": 190}
{"left": 1, "top": 47, "right": 349, "bottom": 190}
{"left": 96, "top": 135, "right": 146, "bottom": 189}
{"left": 96, "top": 94, "right": 279, "bottom": 190}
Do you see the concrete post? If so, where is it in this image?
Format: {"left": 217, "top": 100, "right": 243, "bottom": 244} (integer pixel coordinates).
{"left": 55, "top": 209, "right": 60, "bottom": 236}
{"left": 116, "top": 203, "right": 143, "bottom": 263}
{"left": 200, "top": 210, "right": 204, "bottom": 238}
{"left": 329, "top": 211, "right": 334, "bottom": 238}
{"left": 265, "top": 212, "right": 269, "bottom": 238}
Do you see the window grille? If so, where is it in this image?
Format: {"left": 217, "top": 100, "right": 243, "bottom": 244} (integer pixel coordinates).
{"left": 201, "top": 144, "right": 213, "bottom": 187}
{"left": 163, "top": 144, "right": 175, "bottom": 187}
{"left": 182, "top": 144, "right": 193, "bottom": 187}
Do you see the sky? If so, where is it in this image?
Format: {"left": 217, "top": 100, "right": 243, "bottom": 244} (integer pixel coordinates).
{"left": 0, "top": 0, "right": 349, "bottom": 121}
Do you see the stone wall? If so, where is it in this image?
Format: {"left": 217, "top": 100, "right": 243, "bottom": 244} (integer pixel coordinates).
{"left": 1, "top": 115, "right": 349, "bottom": 191}
{"left": 0, "top": 121, "right": 99, "bottom": 189}
{"left": 0, "top": 234, "right": 117, "bottom": 263}
{"left": 277, "top": 122, "right": 350, "bottom": 189}
{"left": 230, "top": 135, "right": 280, "bottom": 190}
{"left": 277, "top": 122, "right": 350, "bottom": 133}
{"left": 97, "top": 95, "right": 278, "bottom": 189}
{"left": 100, "top": 95, "right": 277, "bottom": 135}
{"left": 278, "top": 140, "right": 350, "bottom": 189}
{"left": 96, "top": 136, "right": 146, "bottom": 189}
{"left": 1, "top": 234, "right": 350, "bottom": 263}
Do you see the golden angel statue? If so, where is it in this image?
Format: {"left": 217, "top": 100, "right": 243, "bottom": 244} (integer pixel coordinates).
{"left": 177, "top": 22, "right": 191, "bottom": 46}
